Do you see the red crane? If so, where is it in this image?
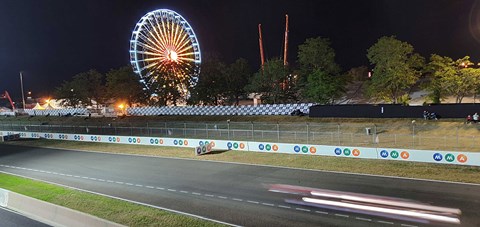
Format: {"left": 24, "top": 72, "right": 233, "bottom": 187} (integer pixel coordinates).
{"left": 258, "top": 24, "right": 265, "bottom": 71}
{"left": 0, "top": 91, "right": 15, "bottom": 110}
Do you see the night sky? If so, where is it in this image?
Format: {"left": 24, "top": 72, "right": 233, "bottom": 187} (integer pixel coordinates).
{"left": 1, "top": 0, "right": 480, "bottom": 100}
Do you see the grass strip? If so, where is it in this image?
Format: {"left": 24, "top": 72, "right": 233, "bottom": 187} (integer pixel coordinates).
{"left": 0, "top": 172, "right": 223, "bottom": 227}
{"left": 8, "top": 139, "right": 480, "bottom": 184}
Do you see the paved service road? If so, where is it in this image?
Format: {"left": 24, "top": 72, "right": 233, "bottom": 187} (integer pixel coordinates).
{"left": 0, "top": 206, "right": 50, "bottom": 227}
{"left": 0, "top": 144, "right": 479, "bottom": 226}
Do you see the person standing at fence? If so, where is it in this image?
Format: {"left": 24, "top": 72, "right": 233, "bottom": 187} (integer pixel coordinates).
{"left": 474, "top": 113, "right": 479, "bottom": 123}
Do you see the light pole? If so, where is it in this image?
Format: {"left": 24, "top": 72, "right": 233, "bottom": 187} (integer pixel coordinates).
{"left": 20, "top": 72, "right": 26, "bottom": 110}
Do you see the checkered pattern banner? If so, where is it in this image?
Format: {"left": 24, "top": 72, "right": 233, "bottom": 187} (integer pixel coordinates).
{"left": 127, "top": 103, "right": 315, "bottom": 116}
{"left": 25, "top": 108, "right": 88, "bottom": 116}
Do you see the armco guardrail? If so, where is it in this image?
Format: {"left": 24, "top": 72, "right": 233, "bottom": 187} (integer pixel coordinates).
{"left": 1, "top": 131, "right": 478, "bottom": 167}
{"left": 0, "top": 188, "right": 124, "bottom": 227}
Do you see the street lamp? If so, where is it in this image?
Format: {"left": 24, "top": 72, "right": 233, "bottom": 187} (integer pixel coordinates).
{"left": 20, "top": 72, "right": 26, "bottom": 110}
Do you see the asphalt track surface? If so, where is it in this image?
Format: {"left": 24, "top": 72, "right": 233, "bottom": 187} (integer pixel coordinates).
{"left": 0, "top": 144, "right": 479, "bottom": 227}
{"left": 0, "top": 206, "right": 50, "bottom": 227}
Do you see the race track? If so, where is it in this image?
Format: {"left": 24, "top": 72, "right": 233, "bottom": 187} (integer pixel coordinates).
{"left": 0, "top": 144, "right": 479, "bottom": 227}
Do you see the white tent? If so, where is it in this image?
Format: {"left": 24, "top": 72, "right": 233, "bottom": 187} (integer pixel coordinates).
{"left": 33, "top": 103, "right": 45, "bottom": 110}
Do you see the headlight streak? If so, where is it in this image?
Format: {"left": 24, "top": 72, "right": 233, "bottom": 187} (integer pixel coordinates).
{"left": 268, "top": 184, "right": 461, "bottom": 225}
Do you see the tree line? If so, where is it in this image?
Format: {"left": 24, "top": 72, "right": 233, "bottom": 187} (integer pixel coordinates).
{"left": 55, "top": 35, "right": 480, "bottom": 107}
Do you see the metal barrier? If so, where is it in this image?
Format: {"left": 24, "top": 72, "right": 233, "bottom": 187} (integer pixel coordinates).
{"left": 0, "top": 121, "right": 479, "bottom": 152}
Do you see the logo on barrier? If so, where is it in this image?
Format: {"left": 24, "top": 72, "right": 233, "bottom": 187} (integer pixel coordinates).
{"left": 199, "top": 141, "right": 204, "bottom": 146}
{"left": 196, "top": 147, "right": 202, "bottom": 155}
{"left": 302, "top": 146, "right": 308, "bottom": 153}
{"left": 294, "top": 146, "right": 301, "bottom": 153}
{"left": 273, "top": 144, "right": 278, "bottom": 151}
{"left": 457, "top": 154, "right": 468, "bottom": 163}
{"left": 433, "top": 153, "right": 443, "bottom": 162}
{"left": 266, "top": 144, "right": 271, "bottom": 151}
{"left": 445, "top": 153, "right": 455, "bottom": 163}
{"left": 380, "top": 150, "right": 389, "bottom": 158}
{"left": 179, "top": 140, "right": 183, "bottom": 145}
{"left": 343, "top": 148, "right": 351, "bottom": 156}
{"left": 234, "top": 143, "right": 239, "bottom": 149}
{"left": 352, "top": 149, "right": 360, "bottom": 156}
{"left": 227, "top": 142, "right": 233, "bottom": 149}
{"left": 259, "top": 144, "right": 264, "bottom": 150}
{"left": 390, "top": 150, "right": 399, "bottom": 159}
{"left": 159, "top": 139, "right": 163, "bottom": 144}
{"left": 150, "top": 138, "right": 159, "bottom": 144}
{"left": 334, "top": 148, "right": 342, "bottom": 155}
{"left": 210, "top": 141, "right": 215, "bottom": 147}
{"left": 174, "top": 140, "right": 178, "bottom": 145}
{"left": 401, "top": 151, "right": 410, "bottom": 159}
{"left": 310, "top": 147, "right": 316, "bottom": 154}
{"left": 184, "top": 140, "right": 188, "bottom": 145}
{"left": 240, "top": 143, "right": 245, "bottom": 149}
{"left": 128, "top": 138, "right": 132, "bottom": 143}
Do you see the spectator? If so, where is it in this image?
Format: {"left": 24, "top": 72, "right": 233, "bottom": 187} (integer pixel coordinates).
{"left": 429, "top": 112, "right": 438, "bottom": 120}
{"left": 474, "top": 113, "right": 479, "bottom": 123}
{"left": 466, "top": 115, "right": 473, "bottom": 124}
{"left": 423, "top": 110, "right": 429, "bottom": 120}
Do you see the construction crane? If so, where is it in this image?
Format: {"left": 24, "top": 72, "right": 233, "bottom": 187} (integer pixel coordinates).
{"left": 0, "top": 91, "right": 15, "bottom": 110}
{"left": 283, "top": 14, "right": 289, "bottom": 66}
{"left": 258, "top": 24, "right": 265, "bottom": 71}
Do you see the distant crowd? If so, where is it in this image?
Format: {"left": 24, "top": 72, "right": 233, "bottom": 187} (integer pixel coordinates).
{"left": 423, "top": 110, "right": 438, "bottom": 120}
{"left": 466, "top": 113, "right": 479, "bottom": 124}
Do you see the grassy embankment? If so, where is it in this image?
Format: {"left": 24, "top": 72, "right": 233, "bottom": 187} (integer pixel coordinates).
{"left": 0, "top": 172, "right": 223, "bottom": 227}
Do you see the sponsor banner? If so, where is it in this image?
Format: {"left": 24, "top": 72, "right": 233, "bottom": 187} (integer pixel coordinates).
{"left": 248, "top": 142, "right": 377, "bottom": 159}
{"left": 377, "top": 147, "right": 479, "bottom": 165}
{"left": 2, "top": 131, "right": 479, "bottom": 166}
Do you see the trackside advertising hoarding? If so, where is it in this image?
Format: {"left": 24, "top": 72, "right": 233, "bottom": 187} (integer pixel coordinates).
{"left": 1, "top": 131, "right": 479, "bottom": 167}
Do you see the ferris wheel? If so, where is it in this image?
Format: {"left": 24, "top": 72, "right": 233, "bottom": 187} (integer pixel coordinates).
{"left": 130, "top": 9, "right": 201, "bottom": 96}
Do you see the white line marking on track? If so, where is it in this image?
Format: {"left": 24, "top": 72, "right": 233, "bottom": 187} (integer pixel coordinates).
{"left": 296, "top": 208, "right": 311, "bottom": 212}
{"left": 232, "top": 198, "right": 243, "bottom": 202}
{"left": 401, "top": 224, "right": 418, "bottom": 227}
{"left": 167, "top": 189, "right": 176, "bottom": 192}
{"left": 355, "top": 217, "right": 372, "bottom": 222}
{"left": 247, "top": 200, "right": 259, "bottom": 204}
{"left": 204, "top": 194, "right": 214, "bottom": 197}
{"left": 192, "top": 192, "right": 201, "bottom": 196}
{"left": 315, "top": 211, "right": 328, "bottom": 215}
{"left": 135, "top": 184, "right": 143, "bottom": 187}
{"left": 116, "top": 181, "right": 124, "bottom": 184}
{"left": 377, "top": 220, "right": 394, "bottom": 225}
{"left": 98, "top": 179, "right": 105, "bottom": 182}
{"left": 180, "top": 190, "right": 188, "bottom": 193}
{"left": 335, "top": 214, "right": 349, "bottom": 218}
{"left": 106, "top": 180, "right": 114, "bottom": 183}
{"left": 146, "top": 186, "right": 155, "bottom": 189}
{"left": 278, "top": 205, "right": 291, "bottom": 209}
{"left": 261, "top": 203, "right": 274, "bottom": 206}
{"left": 217, "top": 196, "right": 227, "bottom": 199}
{"left": 156, "top": 187, "right": 165, "bottom": 190}
{"left": 125, "top": 183, "right": 133, "bottom": 186}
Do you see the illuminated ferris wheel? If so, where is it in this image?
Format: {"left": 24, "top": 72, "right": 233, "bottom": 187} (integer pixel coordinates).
{"left": 129, "top": 9, "right": 201, "bottom": 96}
